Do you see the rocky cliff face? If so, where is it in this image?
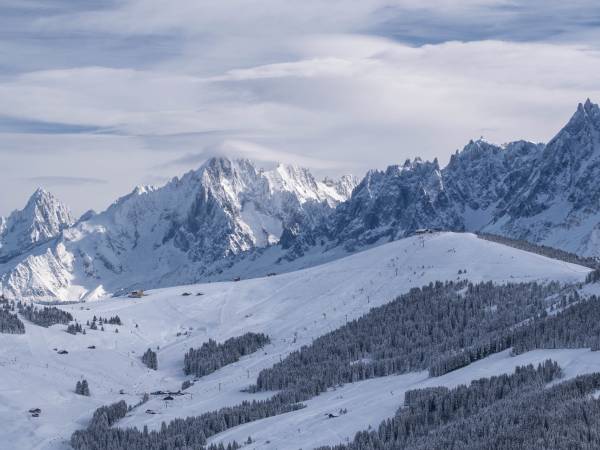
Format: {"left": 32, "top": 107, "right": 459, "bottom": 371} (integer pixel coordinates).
{"left": 326, "top": 158, "right": 462, "bottom": 251}
{"left": 485, "top": 99, "right": 600, "bottom": 254}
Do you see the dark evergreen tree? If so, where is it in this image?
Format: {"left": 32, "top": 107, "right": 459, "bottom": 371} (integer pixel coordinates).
{"left": 0, "top": 299, "right": 25, "bottom": 334}
{"left": 67, "top": 322, "right": 83, "bottom": 335}
{"left": 142, "top": 348, "right": 158, "bottom": 370}
{"left": 75, "top": 379, "right": 91, "bottom": 396}
{"left": 107, "top": 315, "right": 122, "bottom": 325}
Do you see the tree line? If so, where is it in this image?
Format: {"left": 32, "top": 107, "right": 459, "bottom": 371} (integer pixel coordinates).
{"left": 70, "top": 393, "right": 304, "bottom": 450}
{"left": 17, "top": 301, "right": 72, "bottom": 327}
{"left": 184, "top": 332, "right": 270, "bottom": 378}
{"left": 477, "top": 232, "right": 600, "bottom": 269}
{"left": 0, "top": 298, "right": 25, "bottom": 334}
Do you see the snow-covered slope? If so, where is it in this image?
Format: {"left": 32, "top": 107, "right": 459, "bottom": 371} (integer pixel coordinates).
{"left": 0, "top": 188, "right": 74, "bottom": 263}
{"left": 0, "top": 158, "right": 356, "bottom": 301}
{"left": 206, "top": 349, "right": 600, "bottom": 450}
{"left": 0, "top": 232, "right": 591, "bottom": 449}
{"left": 208, "top": 348, "right": 600, "bottom": 450}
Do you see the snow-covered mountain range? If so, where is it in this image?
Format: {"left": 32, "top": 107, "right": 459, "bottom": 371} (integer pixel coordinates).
{"left": 2, "top": 100, "right": 600, "bottom": 301}
{"left": 0, "top": 159, "right": 357, "bottom": 300}
{"left": 306, "top": 99, "right": 600, "bottom": 257}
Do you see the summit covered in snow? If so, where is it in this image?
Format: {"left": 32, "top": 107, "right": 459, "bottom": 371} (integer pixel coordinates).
{"left": 0, "top": 188, "right": 74, "bottom": 263}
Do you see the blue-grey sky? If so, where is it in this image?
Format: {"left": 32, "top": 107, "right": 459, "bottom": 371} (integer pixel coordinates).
{"left": 2, "top": 0, "right": 600, "bottom": 216}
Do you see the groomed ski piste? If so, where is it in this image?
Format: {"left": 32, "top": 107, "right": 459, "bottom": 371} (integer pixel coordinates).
{"left": 0, "top": 232, "right": 594, "bottom": 450}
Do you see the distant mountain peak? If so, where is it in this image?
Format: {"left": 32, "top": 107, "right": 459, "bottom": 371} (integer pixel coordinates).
{"left": 560, "top": 98, "right": 600, "bottom": 137}
{"left": 392, "top": 157, "right": 439, "bottom": 175}
{"left": 30, "top": 186, "right": 49, "bottom": 198}
{"left": 23, "top": 187, "right": 73, "bottom": 220}
{"left": 26, "top": 187, "right": 61, "bottom": 209}
{"left": 323, "top": 175, "right": 358, "bottom": 199}
{"left": 582, "top": 98, "right": 600, "bottom": 124}
{"left": 200, "top": 156, "right": 256, "bottom": 174}
{"left": 0, "top": 188, "right": 74, "bottom": 263}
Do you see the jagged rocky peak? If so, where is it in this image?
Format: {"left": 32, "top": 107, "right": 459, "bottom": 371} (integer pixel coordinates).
{"left": 400, "top": 156, "right": 437, "bottom": 170}
{"left": 0, "top": 188, "right": 74, "bottom": 262}
{"left": 323, "top": 174, "right": 359, "bottom": 199}
{"left": 326, "top": 155, "right": 463, "bottom": 250}
{"left": 264, "top": 163, "right": 320, "bottom": 201}
{"left": 542, "top": 100, "right": 600, "bottom": 185}
{"left": 561, "top": 98, "right": 600, "bottom": 136}
{"left": 194, "top": 156, "right": 355, "bottom": 206}
{"left": 544, "top": 99, "right": 600, "bottom": 159}
{"left": 492, "top": 99, "right": 600, "bottom": 229}
{"left": 448, "top": 139, "right": 502, "bottom": 163}
{"left": 199, "top": 157, "right": 258, "bottom": 188}
{"left": 11, "top": 187, "right": 73, "bottom": 235}
{"left": 389, "top": 157, "right": 444, "bottom": 196}
{"left": 23, "top": 188, "right": 75, "bottom": 239}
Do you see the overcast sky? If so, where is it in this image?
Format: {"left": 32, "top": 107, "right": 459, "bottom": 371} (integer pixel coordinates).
{"left": 2, "top": 0, "right": 600, "bottom": 216}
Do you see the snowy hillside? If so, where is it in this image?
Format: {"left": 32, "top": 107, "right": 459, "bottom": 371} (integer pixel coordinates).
{"left": 0, "top": 232, "right": 591, "bottom": 450}
{"left": 0, "top": 159, "right": 356, "bottom": 302}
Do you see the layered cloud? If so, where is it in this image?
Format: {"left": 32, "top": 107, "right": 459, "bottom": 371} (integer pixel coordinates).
{"left": 2, "top": 1, "right": 600, "bottom": 214}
